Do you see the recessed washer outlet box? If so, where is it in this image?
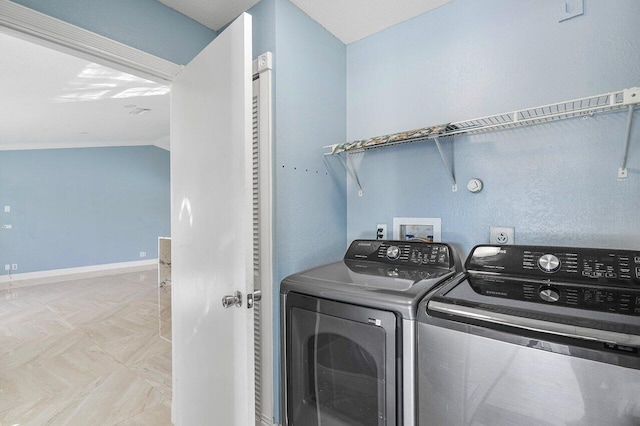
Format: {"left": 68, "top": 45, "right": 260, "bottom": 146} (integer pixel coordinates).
{"left": 490, "top": 226, "right": 515, "bottom": 245}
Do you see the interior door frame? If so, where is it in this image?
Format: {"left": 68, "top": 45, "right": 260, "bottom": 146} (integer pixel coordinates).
{"left": 252, "top": 52, "right": 275, "bottom": 426}
{"left": 0, "top": 3, "right": 275, "bottom": 424}
{"left": 0, "top": 0, "right": 181, "bottom": 83}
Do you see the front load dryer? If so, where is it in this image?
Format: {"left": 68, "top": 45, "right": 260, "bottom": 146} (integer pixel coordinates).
{"left": 281, "top": 239, "right": 462, "bottom": 426}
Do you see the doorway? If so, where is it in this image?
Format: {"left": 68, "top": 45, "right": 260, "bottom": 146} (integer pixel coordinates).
{"left": 0, "top": 28, "right": 174, "bottom": 425}
{"left": 0, "top": 8, "right": 275, "bottom": 426}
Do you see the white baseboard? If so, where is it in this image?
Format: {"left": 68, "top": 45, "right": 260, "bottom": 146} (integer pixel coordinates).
{"left": 0, "top": 259, "right": 158, "bottom": 286}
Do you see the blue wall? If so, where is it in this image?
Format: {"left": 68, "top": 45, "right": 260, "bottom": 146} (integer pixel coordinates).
{"left": 249, "top": 0, "right": 348, "bottom": 420}
{"left": 273, "top": 0, "right": 347, "bottom": 282}
{"left": 346, "top": 0, "right": 640, "bottom": 257}
{"left": 11, "top": 0, "right": 215, "bottom": 64}
{"left": 0, "top": 146, "right": 171, "bottom": 274}
{"left": 248, "top": 0, "right": 276, "bottom": 61}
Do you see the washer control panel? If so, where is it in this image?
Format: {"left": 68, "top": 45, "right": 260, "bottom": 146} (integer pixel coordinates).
{"left": 468, "top": 275, "right": 640, "bottom": 316}
{"left": 467, "top": 245, "right": 640, "bottom": 287}
{"left": 344, "top": 239, "right": 454, "bottom": 269}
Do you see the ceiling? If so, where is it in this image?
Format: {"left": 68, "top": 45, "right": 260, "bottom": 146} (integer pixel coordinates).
{"left": 1, "top": 0, "right": 452, "bottom": 151}
{"left": 0, "top": 32, "right": 170, "bottom": 151}
{"left": 158, "top": 0, "right": 453, "bottom": 45}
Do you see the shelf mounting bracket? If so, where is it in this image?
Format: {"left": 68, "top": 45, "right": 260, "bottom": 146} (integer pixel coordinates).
{"left": 618, "top": 104, "right": 635, "bottom": 179}
{"left": 434, "top": 136, "right": 457, "bottom": 192}
{"left": 337, "top": 152, "right": 363, "bottom": 196}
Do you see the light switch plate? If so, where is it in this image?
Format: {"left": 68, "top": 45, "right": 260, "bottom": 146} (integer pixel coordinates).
{"left": 490, "top": 226, "right": 515, "bottom": 245}
{"left": 3, "top": 205, "right": 9, "bottom": 213}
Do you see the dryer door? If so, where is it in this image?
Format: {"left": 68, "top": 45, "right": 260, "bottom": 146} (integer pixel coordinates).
{"left": 284, "top": 292, "right": 398, "bottom": 426}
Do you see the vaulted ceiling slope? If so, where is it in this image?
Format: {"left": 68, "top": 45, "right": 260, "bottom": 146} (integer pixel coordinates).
{"left": 156, "top": 0, "right": 453, "bottom": 44}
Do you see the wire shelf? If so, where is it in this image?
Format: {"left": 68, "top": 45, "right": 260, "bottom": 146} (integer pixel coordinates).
{"left": 326, "top": 87, "right": 639, "bottom": 155}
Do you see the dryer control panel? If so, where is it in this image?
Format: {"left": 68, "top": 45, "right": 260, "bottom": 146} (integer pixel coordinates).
{"left": 345, "top": 239, "right": 454, "bottom": 269}
{"left": 467, "top": 245, "right": 640, "bottom": 287}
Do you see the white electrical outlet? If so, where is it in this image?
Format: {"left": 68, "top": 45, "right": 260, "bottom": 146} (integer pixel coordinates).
{"left": 3, "top": 205, "right": 9, "bottom": 213}
{"left": 376, "top": 223, "right": 387, "bottom": 240}
{"left": 140, "top": 251, "right": 147, "bottom": 258}
{"left": 11, "top": 264, "right": 18, "bottom": 271}
{"left": 490, "top": 226, "right": 515, "bottom": 245}
{"left": 4, "top": 264, "right": 9, "bottom": 271}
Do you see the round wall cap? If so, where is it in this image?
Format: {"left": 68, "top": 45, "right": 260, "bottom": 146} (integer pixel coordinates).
{"left": 467, "top": 178, "right": 483, "bottom": 193}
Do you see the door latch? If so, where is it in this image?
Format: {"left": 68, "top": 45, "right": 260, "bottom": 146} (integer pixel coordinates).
{"left": 221, "top": 291, "right": 242, "bottom": 308}
{"left": 247, "top": 290, "right": 262, "bottom": 309}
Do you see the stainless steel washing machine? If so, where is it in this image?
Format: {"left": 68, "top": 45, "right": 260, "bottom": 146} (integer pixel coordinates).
{"left": 281, "top": 239, "right": 462, "bottom": 426}
{"left": 418, "top": 244, "right": 640, "bottom": 425}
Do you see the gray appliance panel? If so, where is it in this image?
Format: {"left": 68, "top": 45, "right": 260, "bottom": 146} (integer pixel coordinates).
{"left": 418, "top": 322, "right": 640, "bottom": 426}
{"left": 281, "top": 261, "right": 458, "bottom": 320}
{"left": 432, "top": 277, "right": 640, "bottom": 338}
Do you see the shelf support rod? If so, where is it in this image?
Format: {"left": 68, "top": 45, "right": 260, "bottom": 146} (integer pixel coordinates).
{"left": 618, "top": 104, "right": 635, "bottom": 179}
{"left": 338, "top": 153, "right": 363, "bottom": 196}
{"left": 434, "top": 136, "right": 457, "bottom": 192}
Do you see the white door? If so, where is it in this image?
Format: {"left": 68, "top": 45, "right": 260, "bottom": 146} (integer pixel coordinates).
{"left": 170, "top": 13, "right": 254, "bottom": 425}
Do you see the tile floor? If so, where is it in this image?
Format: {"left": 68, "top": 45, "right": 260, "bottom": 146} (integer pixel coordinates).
{"left": 0, "top": 267, "right": 172, "bottom": 425}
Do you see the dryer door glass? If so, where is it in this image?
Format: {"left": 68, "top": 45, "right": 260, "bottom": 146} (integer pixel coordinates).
{"left": 286, "top": 295, "right": 397, "bottom": 426}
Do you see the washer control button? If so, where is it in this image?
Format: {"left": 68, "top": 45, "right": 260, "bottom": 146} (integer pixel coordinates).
{"left": 386, "top": 246, "right": 400, "bottom": 260}
{"left": 538, "top": 254, "right": 561, "bottom": 273}
{"left": 540, "top": 287, "right": 561, "bottom": 303}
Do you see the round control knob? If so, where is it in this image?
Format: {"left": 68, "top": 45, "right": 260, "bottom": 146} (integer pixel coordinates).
{"left": 539, "top": 287, "right": 560, "bottom": 303}
{"left": 538, "top": 254, "right": 561, "bottom": 273}
{"left": 386, "top": 246, "right": 400, "bottom": 260}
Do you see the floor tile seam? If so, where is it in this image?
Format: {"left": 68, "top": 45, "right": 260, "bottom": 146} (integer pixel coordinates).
{"left": 90, "top": 338, "right": 156, "bottom": 379}
{"left": 105, "top": 374, "right": 169, "bottom": 426}
{"left": 0, "top": 326, "right": 135, "bottom": 373}
{"left": 83, "top": 326, "right": 159, "bottom": 349}
{"left": 133, "top": 374, "right": 172, "bottom": 401}
{"left": 0, "top": 325, "right": 84, "bottom": 356}
{"left": 0, "top": 302, "right": 52, "bottom": 317}
{"left": 5, "top": 369, "right": 79, "bottom": 403}
{"left": 0, "top": 350, "right": 50, "bottom": 374}
{"left": 111, "top": 395, "right": 172, "bottom": 426}
{"left": 0, "top": 345, "right": 129, "bottom": 397}
{"left": 129, "top": 361, "right": 172, "bottom": 385}
{"left": 52, "top": 369, "right": 120, "bottom": 424}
